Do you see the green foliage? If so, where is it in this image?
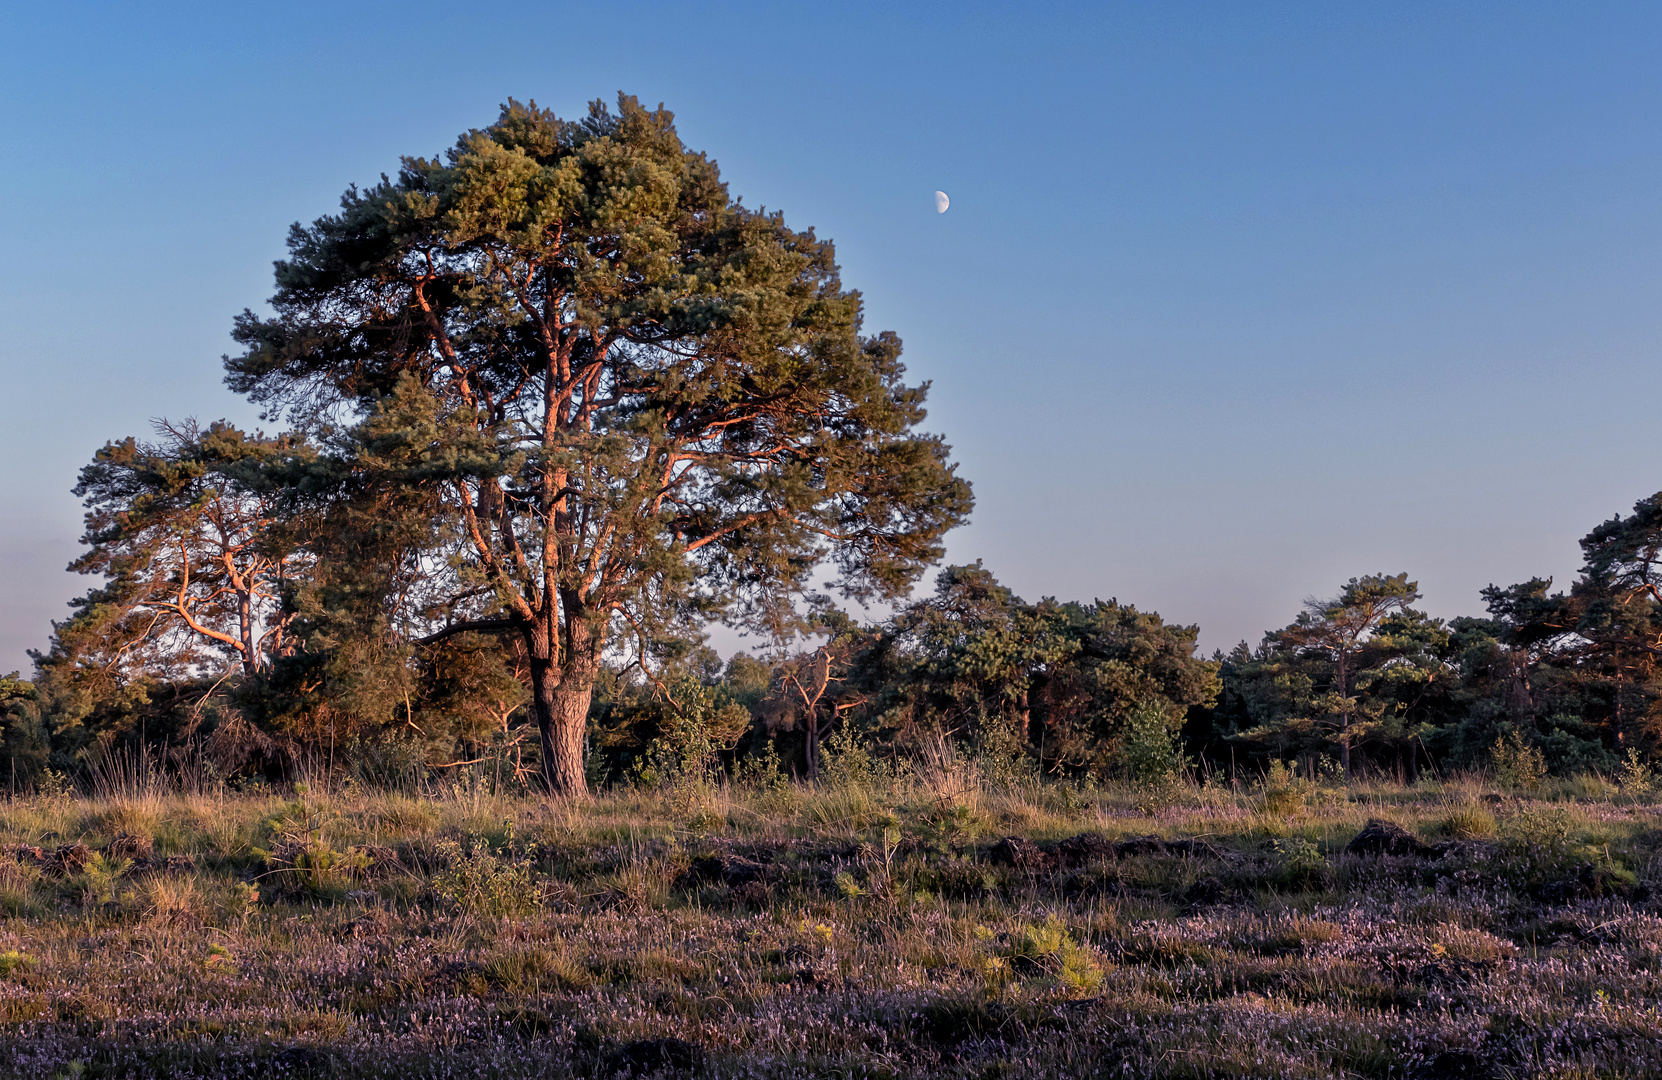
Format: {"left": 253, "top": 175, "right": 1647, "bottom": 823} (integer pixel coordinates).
{"left": 1225, "top": 573, "right": 1438, "bottom": 777}
{"left": 734, "top": 738, "right": 789, "bottom": 794}
{"left": 880, "top": 563, "right": 1218, "bottom": 782}
{"left": 973, "top": 713, "right": 1036, "bottom": 787}
{"left": 1256, "top": 759, "right": 1340, "bottom": 815}
{"left": 74, "top": 852, "right": 131, "bottom": 907}
{"left": 430, "top": 835, "right": 539, "bottom": 917}
{"left": 1497, "top": 805, "right": 1634, "bottom": 895}
{"left": 628, "top": 675, "right": 750, "bottom": 793}
{"left": 225, "top": 94, "right": 972, "bottom": 795}
{"left": 256, "top": 797, "right": 372, "bottom": 897}
{"left": 0, "top": 950, "right": 36, "bottom": 978}
{"left": 833, "top": 870, "right": 866, "bottom": 899}
{"left": 1618, "top": 746, "right": 1657, "bottom": 796}
{"left": 817, "top": 722, "right": 885, "bottom": 790}
{"left": 1266, "top": 836, "right": 1328, "bottom": 891}
{"left": 1119, "top": 699, "right": 1188, "bottom": 785}
{"left": 1509, "top": 804, "right": 1573, "bottom": 851}
{"left": 999, "top": 915, "right": 1105, "bottom": 996}
{"left": 1491, "top": 729, "right": 1547, "bottom": 791}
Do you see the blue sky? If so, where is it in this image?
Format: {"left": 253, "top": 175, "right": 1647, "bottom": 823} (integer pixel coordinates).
{"left": 4, "top": 2, "right": 1662, "bottom": 672}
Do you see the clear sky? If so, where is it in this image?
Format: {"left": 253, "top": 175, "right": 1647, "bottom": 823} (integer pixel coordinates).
{"left": 4, "top": 2, "right": 1662, "bottom": 674}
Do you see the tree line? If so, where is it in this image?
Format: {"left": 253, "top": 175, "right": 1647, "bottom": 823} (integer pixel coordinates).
{"left": 6, "top": 95, "right": 1662, "bottom": 792}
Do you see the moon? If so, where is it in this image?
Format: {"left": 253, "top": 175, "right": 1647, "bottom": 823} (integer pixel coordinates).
{"left": 934, "top": 190, "right": 950, "bottom": 214}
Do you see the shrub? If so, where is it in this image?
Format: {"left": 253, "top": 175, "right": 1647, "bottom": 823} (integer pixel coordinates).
{"left": 0, "top": 950, "right": 35, "bottom": 978}
{"left": 1119, "top": 701, "right": 1188, "bottom": 786}
{"left": 1617, "top": 748, "right": 1656, "bottom": 798}
{"left": 1000, "top": 915, "right": 1105, "bottom": 996}
{"left": 1267, "top": 836, "right": 1328, "bottom": 891}
{"left": 262, "top": 838, "right": 371, "bottom": 898}
{"left": 634, "top": 676, "right": 749, "bottom": 792}
{"left": 1492, "top": 729, "right": 1546, "bottom": 791}
{"left": 819, "top": 723, "right": 886, "bottom": 790}
{"left": 429, "top": 835, "right": 539, "bottom": 917}
{"left": 833, "top": 870, "right": 866, "bottom": 899}
{"left": 74, "top": 852, "right": 131, "bottom": 907}
{"left": 1497, "top": 804, "right": 1633, "bottom": 895}
{"left": 1259, "top": 760, "right": 1308, "bottom": 815}
{"left": 974, "top": 714, "right": 1036, "bottom": 788}
{"left": 1509, "top": 805, "right": 1573, "bottom": 852}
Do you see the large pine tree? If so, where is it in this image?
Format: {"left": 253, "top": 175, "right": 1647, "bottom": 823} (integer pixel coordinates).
{"left": 226, "top": 96, "right": 972, "bottom": 796}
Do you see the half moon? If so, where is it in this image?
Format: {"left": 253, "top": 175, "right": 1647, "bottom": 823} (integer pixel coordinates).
{"left": 934, "top": 190, "right": 950, "bottom": 214}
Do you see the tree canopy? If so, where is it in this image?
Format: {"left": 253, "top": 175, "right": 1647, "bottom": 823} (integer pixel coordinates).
{"left": 224, "top": 95, "right": 972, "bottom": 795}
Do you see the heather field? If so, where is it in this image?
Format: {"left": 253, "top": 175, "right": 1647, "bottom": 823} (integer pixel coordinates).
{"left": 2, "top": 768, "right": 1661, "bottom": 1079}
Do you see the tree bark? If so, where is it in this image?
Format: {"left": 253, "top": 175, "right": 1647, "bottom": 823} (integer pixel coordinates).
{"left": 1337, "top": 650, "right": 1351, "bottom": 780}
{"left": 525, "top": 623, "right": 595, "bottom": 798}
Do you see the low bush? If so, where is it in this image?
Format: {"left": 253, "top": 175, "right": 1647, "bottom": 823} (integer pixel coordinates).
{"left": 429, "top": 835, "right": 539, "bottom": 917}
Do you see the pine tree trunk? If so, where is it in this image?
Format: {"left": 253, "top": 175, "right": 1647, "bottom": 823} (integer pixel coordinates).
{"left": 533, "top": 677, "right": 591, "bottom": 797}
{"left": 525, "top": 623, "right": 594, "bottom": 798}
{"left": 1337, "top": 651, "right": 1351, "bottom": 780}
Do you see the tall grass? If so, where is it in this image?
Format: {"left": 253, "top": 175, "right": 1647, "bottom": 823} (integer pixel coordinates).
{"left": 0, "top": 768, "right": 1655, "bottom": 1077}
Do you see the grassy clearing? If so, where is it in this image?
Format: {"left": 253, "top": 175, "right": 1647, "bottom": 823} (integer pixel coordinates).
{"left": 0, "top": 771, "right": 1660, "bottom": 1078}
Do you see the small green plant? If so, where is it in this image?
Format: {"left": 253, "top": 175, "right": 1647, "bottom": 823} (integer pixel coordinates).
{"left": 1311, "top": 753, "right": 1345, "bottom": 786}
{"left": 1617, "top": 747, "right": 1656, "bottom": 797}
{"left": 0, "top": 950, "right": 36, "bottom": 978}
{"left": 255, "top": 794, "right": 376, "bottom": 897}
{"left": 227, "top": 881, "right": 260, "bottom": 921}
{"left": 1492, "top": 729, "right": 1546, "bottom": 791}
{"left": 916, "top": 798, "right": 987, "bottom": 847}
{"left": 300, "top": 844, "right": 370, "bottom": 891}
{"left": 259, "top": 836, "right": 370, "bottom": 898}
{"left": 77, "top": 852, "right": 131, "bottom": 907}
{"left": 430, "top": 835, "right": 539, "bottom": 917}
{"left": 1134, "top": 776, "right": 1189, "bottom": 815}
{"left": 736, "top": 739, "right": 790, "bottom": 794}
{"left": 1119, "top": 701, "right": 1188, "bottom": 786}
{"left": 1259, "top": 760, "right": 1307, "bottom": 815}
{"left": 635, "top": 676, "right": 749, "bottom": 795}
{"left": 974, "top": 714, "right": 1035, "bottom": 788}
{"left": 1267, "top": 836, "right": 1327, "bottom": 891}
{"left": 35, "top": 768, "right": 73, "bottom": 798}
{"left": 833, "top": 870, "right": 866, "bottom": 899}
{"left": 820, "top": 722, "right": 886, "bottom": 790}
{"left": 1000, "top": 915, "right": 1105, "bottom": 996}
{"left": 1509, "top": 804, "right": 1573, "bottom": 852}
